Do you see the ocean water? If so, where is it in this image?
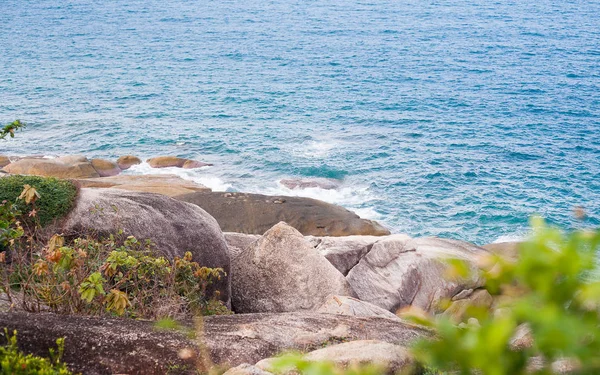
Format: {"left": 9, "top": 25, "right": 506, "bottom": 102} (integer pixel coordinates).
{"left": 1, "top": 0, "right": 599, "bottom": 245}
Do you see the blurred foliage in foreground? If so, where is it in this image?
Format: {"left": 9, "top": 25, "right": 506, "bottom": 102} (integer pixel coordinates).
{"left": 271, "top": 218, "right": 600, "bottom": 375}
{"left": 412, "top": 217, "right": 600, "bottom": 375}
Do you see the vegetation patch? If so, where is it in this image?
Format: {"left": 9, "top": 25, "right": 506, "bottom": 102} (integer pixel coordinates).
{"left": 0, "top": 329, "right": 74, "bottom": 375}
{"left": 0, "top": 175, "right": 77, "bottom": 227}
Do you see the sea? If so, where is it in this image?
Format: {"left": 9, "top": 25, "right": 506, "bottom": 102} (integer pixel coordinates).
{"left": 1, "top": 0, "right": 599, "bottom": 245}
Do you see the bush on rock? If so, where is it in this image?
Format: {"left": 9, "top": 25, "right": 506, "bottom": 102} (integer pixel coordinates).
{"left": 0, "top": 175, "right": 77, "bottom": 227}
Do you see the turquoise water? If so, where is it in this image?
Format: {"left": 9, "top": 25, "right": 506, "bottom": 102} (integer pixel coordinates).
{"left": 1, "top": 0, "right": 599, "bottom": 244}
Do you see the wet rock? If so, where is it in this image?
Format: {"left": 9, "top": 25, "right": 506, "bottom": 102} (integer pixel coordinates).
{"left": 90, "top": 158, "right": 121, "bottom": 177}
{"left": 147, "top": 156, "right": 212, "bottom": 169}
{"left": 116, "top": 155, "right": 142, "bottom": 170}
{"left": 280, "top": 178, "right": 341, "bottom": 190}
{"left": 2, "top": 155, "right": 99, "bottom": 178}
{"left": 76, "top": 174, "right": 210, "bottom": 197}
{"left": 176, "top": 192, "right": 390, "bottom": 237}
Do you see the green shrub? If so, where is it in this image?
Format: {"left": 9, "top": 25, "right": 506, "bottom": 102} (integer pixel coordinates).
{"left": 0, "top": 120, "right": 25, "bottom": 140}
{"left": 0, "top": 175, "right": 77, "bottom": 227}
{"left": 4, "top": 232, "right": 229, "bottom": 319}
{"left": 0, "top": 329, "right": 74, "bottom": 375}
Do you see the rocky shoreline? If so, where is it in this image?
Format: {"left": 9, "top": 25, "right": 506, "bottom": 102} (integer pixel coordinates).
{"left": 0, "top": 154, "right": 519, "bottom": 374}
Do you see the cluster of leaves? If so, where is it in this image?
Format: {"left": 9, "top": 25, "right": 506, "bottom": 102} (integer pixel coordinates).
{"left": 0, "top": 329, "right": 73, "bottom": 375}
{"left": 0, "top": 175, "right": 77, "bottom": 227}
{"left": 4, "top": 233, "right": 228, "bottom": 319}
{"left": 1, "top": 183, "right": 229, "bottom": 319}
{"left": 413, "top": 217, "right": 600, "bottom": 375}
{"left": 0, "top": 120, "right": 25, "bottom": 140}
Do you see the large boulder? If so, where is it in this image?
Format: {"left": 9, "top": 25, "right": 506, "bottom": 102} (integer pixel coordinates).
{"left": 257, "top": 340, "right": 416, "bottom": 374}
{"left": 175, "top": 192, "right": 390, "bottom": 237}
{"left": 0, "top": 311, "right": 429, "bottom": 372}
{"left": 116, "top": 155, "right": 142, "bottom": 170}
{"left": 2, "top": 155, "right": 100, "bottom": 178}
{"left": 316, "top": 295, "right": 401, "bottom": 320}
{"left": 90, "top": 158, "right": 121, "bottom": 177}
{"left": 0, "top": 311, "right": 198, "bottom": 375}
{"left": 231, "top": 222, "right": 355, "bottom": 313}
{"left": 224, "top": 232, "right": 261, "bottom": 258}
{"left": 56, "top": 188, "right": 231, "bottom": 306}
{"left": 76, "top": 174, "right": 210, "bottom": 197}
{"left": 203, "top": 312, "right": 429, "bottom": 366}
{"left": 346, "top": 236, "right": 488, "bottom": 314}
{"left": 306, "top": 235, "right": 380, "bottom": 275}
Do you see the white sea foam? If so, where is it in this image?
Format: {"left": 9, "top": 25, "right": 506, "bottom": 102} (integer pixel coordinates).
{"left": 123, "top": 162, "right": 232, "bottom": 191}
{"left": 493, "top": 232, "right": 528, "bottom": 243}
{"left": 290, "top": 139, "right": 340, "bottom": 159}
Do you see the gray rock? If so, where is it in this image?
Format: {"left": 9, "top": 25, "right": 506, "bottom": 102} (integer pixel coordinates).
{"left": 224, "top": 364, "right": 273, "bottom": 375}
{"left": 202, "top": 312, "right": 430, "bottom": 367}
{"left": 0, "top": 311, "right": 430, "bottom": 372}
{"left": 304, "top": 340, "right": 416, "bottom": 374}
{"left": 56, "top": 188, "right": 231, "bottom": 306}
{"left": 346, "top": 236, "right": 488, "bottom": 314}
{"left": 0, "top": 311, "right": 198, "bottom": 375}
{"left": 175, "top": 191, "right": 390, "bottom": 237}
{"left": 231, "top": 222, "right": 356, "bottom": 313}
{"left": 307, "top": 235, "right": 380, "bottom": 275}
{"left": 224, "top": 232, "right": 261, "bottom": 258}
{"left": 316, "top": 295, "right": 401, "bottom": 320}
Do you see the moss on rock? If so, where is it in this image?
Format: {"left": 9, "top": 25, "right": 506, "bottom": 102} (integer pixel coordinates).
{"left": 0, "top": 175, "right": 77, "bottom": 226}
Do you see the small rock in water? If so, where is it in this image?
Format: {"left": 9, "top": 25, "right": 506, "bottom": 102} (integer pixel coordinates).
{"left": 280, "top": 178, "right": 341, "bottom": 190}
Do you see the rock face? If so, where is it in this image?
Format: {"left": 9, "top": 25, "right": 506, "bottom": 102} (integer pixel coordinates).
{"left": 258, "top": 340, "right": 415, "bottom": 374}
{"left": 116, "top": 155, "right": 142, "bottom": 170}
{"left": 175, "top": 192, "right": 390, "bottom": 237}
{"left": 203, "top": 312, "right": 429, "bottom": 367}
{"left": 57, "top": 188, "right": 231, "bottom": 305}
{"left": 0, "top": 311, "right": 197, "bottom": 375}
{"left": 224, "top": 232, "right": 261, "bottom": 258}
{"left": 90, "top": 158, "right": 121, "bottom": 177}
{"left": 231, "top": 222, "right": 356, "bottom": 313}
{"left": 346, "top": 236, "right": 488, "bottom": 314}
{"left": 2, "top": 155, "right": 100, "bottom": 178}
{"left": 147, "top": 156, "right": 212, "bottom": 169}
{"left": 316, "top": 295, "right": 401, "bottom": 320}
{"left": 306, "top": 235, "right": 380, "bottom": 275}
{"left": 0, "top": 311, "right": 429, "bottom": 373}
{"left": 279, "top": 178, "right": 341, "bottom": 190}
{"left": 76, "top": 174, "right": 210, "bottom": 197}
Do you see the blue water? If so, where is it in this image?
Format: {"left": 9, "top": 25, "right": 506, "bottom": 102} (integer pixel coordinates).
{"left": 1, "top": 0, "right": 599, "bottom": 245}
